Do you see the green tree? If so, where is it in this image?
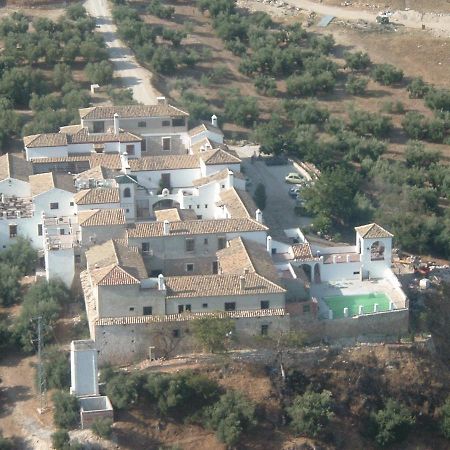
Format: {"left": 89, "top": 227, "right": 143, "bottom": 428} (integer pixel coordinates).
{"left": 51, "top": 429, "right": 70, "bottom": 450}
{"left": 407, "top": 77, "right": 430, "bottom": 99}
{"left": 287, "top": 390, "right": 333, "bottom": 438}
{"left": 440, "top": 396, "right": 450, "bottom": 439}
{"left": 223, "top": 91, "right": 259, "bottom": 127}
{"left": 29, "top": 93, "right": 63, "bottom": 112}
{"left": 348, "top": 109, "right": 392, "bottom": 139}
{"left": 370, "top": 399, "right": 415, "bottom": 447}
{"left": 66, "top": 3, "right": 87, "bottom": 21}
{"left": 191, "top": 316, "right": 235, "bottom": 353}
{"left": 345, "top": 75, "right": 368, "bottom": 96}
{"left": 85, "top": 61, "right": 113, "bottom": 85}
{"left": 254, "top": 75, "right": 276, "bottom": 96}
{"left": 53, "top": 64, "right": 73, "bottom": 90}
{"left": 205, "top": 390, "right": 257, "bottom": 447}
{"left": 371, "top": 63, "right": 403, "bottom": 85}
{"left": 0, "top": 264, "right": 21, "bottom": 306}
{"left": 147, "top": 0, "right": 175, "bottom": 19}
{"left": 151, "top": 47, "right": 178, "bottom": 75}
{"left": 40, "top": 348, "right": 70, "bottom": 390}
{"left": 253, "top": 182, "right": 267, "bottom": 210}
{"left": 425, "top": 88, "right": 450, "bottom": 112}
{"left": 62, "top": 89, "right": 90, "bottom": 110}
{"left": 108, "top": 88, "right": 137, "bottom": 105}
{"left": 405, "top": 141, "right": 441, "bottom": 169}
{"left": 52, "top": 391, "right": 80, "bottom": 429}
{"left": 1, "top": 237, "right": 38, "bottom": 276}
{"left": 344, "top": 51, "right": 371, "bottom": 71}
{"left": 0, "top": 433, "right": 13, "bottom": 450}
{"left": 91, "top": 418, "right": 113, "bottom": 439}
{"left": 105, "top": 373, "right": 138, "bottom": 409}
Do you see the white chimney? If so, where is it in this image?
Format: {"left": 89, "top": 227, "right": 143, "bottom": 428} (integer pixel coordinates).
{"left": 255, "top": 209, "right": 263, "bottom": 223}
{"left": 266, "top": 235, "right": 272, "bottom": 254}
{"left": 358, "top": 305, "right": 364, "bottom": 315}
{"left": 120, "top": 152, "right": 130, "bottom": 174}
{"left": 227, "top": 170, "right": 234, "bottom": 188}
{"left": 163, "top": 220, "right": 170, "bottom": 236}
{"left": 211, "top": 114, "right": 218, "bottom": 127}
{"left": 328, "top": 310, "right": 333, "bottom": 320}
{"left": 157, "top": 96, "right": 167, "bottom": 105}
{"left": 113, "top": 113, "right": 120, "bottom": 134}
{"left": 343, "top": 307, "right": 349, "bottom": 318}
{"left": 158, "top": 273, "right": 165, "bottom": 290}
{"left": 239, "top": 275, "right": 245, "bottom": 290}
{"left": 374, "top": 303, "right": 379, "bottom": 313}
{"left": 389, "top": 301, "right": 395, "bottom": 311}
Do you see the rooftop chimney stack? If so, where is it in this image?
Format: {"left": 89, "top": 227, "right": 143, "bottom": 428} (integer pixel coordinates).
{"left": 120, "top": 152, "right": 130, "bottom": 174}
{"left": 211, "top": 114, "right": 218, "bottom": 127}
{"left": 227, "top": 169, "right": 234, "bottom": 188}
{"left": 158, "top": 273, "right": 165, "bottom": 290}
{"left": 239, "top": 275, "right": 245, "bottom": 291}
{"left": 266, "top": 235, "right": 272, "bottom": 254}
{"left": 255, "top": 209, "right": 263, "bottom": 223}
{"left": 113, "top": 113, "right": 120, "bottom": 135}
{"left": 163, "top": 220, "right": 170, "bottom": 236}
{"left": 157, "top": 96, "right": 167, "bottom": 105}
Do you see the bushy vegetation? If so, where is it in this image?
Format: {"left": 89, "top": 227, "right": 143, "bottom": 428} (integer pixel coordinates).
{"left": 39, "top": 347, "right": 70, "bottom": 390}
{"left": 253, "top": 182, "right": 267, "bottom": 210}
{"left": 191, "top": 316, "right": 235, "bottom": 353}
{"left": 52, "top": 391, "right": 80, "bottom": 429}
{"left": 91, "top": 418, "right": 113, "bottom": 439}
{"left": 287, "top": 390, "right": 333, "bottom": 438}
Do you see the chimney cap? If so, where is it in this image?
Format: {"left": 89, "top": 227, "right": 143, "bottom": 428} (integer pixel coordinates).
{"left": 114, "top": 112, "right": 119, "bottom": 117}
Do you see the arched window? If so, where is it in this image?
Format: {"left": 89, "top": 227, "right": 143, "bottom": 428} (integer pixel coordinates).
{"left": 371, "top": 241, "right": 385, "bottom": 261}
{"left": 123, "top": 187, "right": 131, "bottom": 198}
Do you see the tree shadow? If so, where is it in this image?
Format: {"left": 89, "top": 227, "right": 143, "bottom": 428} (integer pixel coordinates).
{"left": 0, "top": 385, "right": 32, "bottom": 418}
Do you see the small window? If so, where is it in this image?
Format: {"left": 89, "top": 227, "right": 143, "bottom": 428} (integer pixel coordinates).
{"left": 37, "top": 224, "right": 43, "bottom": 236}
{"left": 178, "top": 305, "right": 184, "bottom": 313}
{"left": 188, "top": 205, "right": 192, "bottom": 209}
{"left": 141, "top": 140, "right": 147, "bottom": 152}
{"left": 196, "top": 204, "right": 200, "bottom": 209}
{"left": 218, "top": 237, "right": 226, "bottom": 250}
{"left": 172, "top": 118, "right": 185, "bottom": 127}
{"left": 138, "top": 121, "right": 147, "bottom": 128}
{"left": 225, "top": 302, "right": 236, "bottom": 311}
{"left": 186, "top": 263, "right": 194, "bottom": 272}
{"left": 261, "top": 324, "right": 269, "bottom": 336}
{"left": 93, "top": 121, "right": 105, "bottom": 133}
{"left": 353, "top": 271, "right": 360, "bottom": 275}
{"left": 172, "top": 329, "right": 180, "bottom": 338}
{"left": 60, "top": 229, "right": 65, "bottom": 235}
{"left": 143, "top": 306, "right": 153, "bottom": 316}
{"left": 221, "top": 184, "right": 225, "bottom": 189}
{"left": 185, "top": 238, "right": 195, "bottom": 252}
{"left": 126, "top": 144, "right": 135, "bottom": 155}
{"left": 303, "top": 304, "right": 311, "bottom": 313}
{"left": 9, "top": 224, "right": 17, "bottom": 238}
{"left": 50, "top": 202, "right": 59, "bottom": 210}
{"left": 162, "top": 137, "right": 171, "bottom": 151}
{"left": 75, "top": 254, "right": 81, "bottom": 264}
{"left": 185, "top": 304, "right": 191, "bottom": 312}
{"left": 204, "top": 204, "right": 208, "bottom": 209}
{"left": 142, "top": 242, "right": 150, "bottom": 253}
{"left": 123, "top": 187, "right": 131, "bottom": 198}
{"left": 202, "top": 303, "right": 208, "bottom": 309}
{"left": 129, "top": 307, "right": 135, "bottom": 312}
{"left": 70, "top": 202, "right": 74, "bottom": 206}
{"left": 162, "top": 120, "right": 171, "bottom": 127}
{"left": 212, "top": 261, "right": 218, "bottom": 274}
{"left": 204, "top": 238, "right": 208, "bottom": 245}
{"left": 260, "top": 300, "right": 270, "bottom": 310}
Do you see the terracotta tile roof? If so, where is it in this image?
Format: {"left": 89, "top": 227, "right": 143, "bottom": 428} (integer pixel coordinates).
{"left": 59, "top": 124, "right": 84, "bottom": 133}
{"left": 190, "top": 137, "right": 214, "bottom": 154}
{"left": 86, "top": 239, "right": 147, "bottom": 281}
{"left": 29, "top": 172, "right": 76, "bottom": 196}
{"left": 74, "top": 165, "right": 119, "bottom": 182}
{"left": 95, "top": 308, "right": 287, "bottom": 326}
{"left": 78, "top": 208, "right": 126, "bottom": 227}
{"left": 74, "top": 188, "right": 120, "bottom": 205}
{"left": 129, "top": 154, "right": 199, "bottom": 171}
{"left": 218, "top": 188, "right": 257, "bottom": 219}
{"left": 188, "top": 122, "right": 223, "bottom": 137}
{"left": 200, "top": 148, "right": 241, "bottom": 165}
{"left": 24, "top": 133, "right": 67, "bottom": 148}
{"left": 0, "top": 153, "right": 32, "bottom": 182}
{"left": 127, "top": 218, "right": 267, "bottom": 238}
{"left": 91, "top": 264, "right": 140, "bottom": 286}
{"left": 217, "top": 237, "right": 282, "bottom": 286}
{"left": 154, "top": 208, "right": 198, "bottom": 222}
{"left": 79, "top": 104, "right": 188, "bottom": 120}
{"left": 355, "top": 223, "right": 393, "bottom": 239}
{"left": 192, "top": 168, "right": 230, "bottom": 187}
{"left": 165, "top": 272, "right": 285, "bottom": 299}
{"left": 30, "top": 154, "right": 122, "bottom": 170}
{"left": 291, "top": 243, "right": 318, "bottom": 261}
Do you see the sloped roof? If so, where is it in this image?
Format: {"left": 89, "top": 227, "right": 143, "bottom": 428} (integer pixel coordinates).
{"left": 154, "top": 208, "right": 198, "bottom": 222}
{"left": 127, "top": 218, "right": 267, "bottom": 238}
{"left": 24, "top": 133, "right": 67, "bottom": 148}
{"left": 217, "top": 236, "right": 282, "bottom": 286}
{"left": 30, "top": 154, "right": 122, "bottom": 170}
{"left": 74, "top": 165, "right": 119, "bottom": 182}
{"left": 200, "top": 148, "right": 241, "bottom": 165}
{"left": 291, "top": 243, "right": 318, "bottom": 262}
{"left": 79, "top": 104, "right": 188, "bottom": 120}
{"left": 129, "top": 154, "right": 199, "bottom": 171}
{"left": 78, "top": 208, "right": 126, "bottom": 227}
{"left": 218, "top": 188, "right": 257, "bottom": 219}
{"left": 29, "top": 172, "right": 76, "bottom": 196}
{"left": 74, "top": 188, "right": 120, "bottom": 205}
{"left": 165, "top": 272, "right": 285, "bottom": 299}
{"left": 0, "top": 153, "right": 32, "bottom": 183}
{"left": 355, "top": 223, "right": 393, "bottom": 239}
{"left": 189, "top": 122, "right": 224, "bottom": 138}
{"left": 91, "top": 264, "right": 140, "bottom": 286}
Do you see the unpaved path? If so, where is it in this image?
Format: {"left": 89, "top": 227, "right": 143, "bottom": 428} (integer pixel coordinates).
{"left": 83, "top": 0, "right": 161, "bottom": 105}
{"left": 284, "top": 0, "right": 450, "bottom": 34}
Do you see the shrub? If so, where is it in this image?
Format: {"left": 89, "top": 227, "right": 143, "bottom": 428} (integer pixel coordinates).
{"left": 51, "top": 429, "right": 70, "bottom": 450}
{"left": 407, "top": 77, "right": 430, "bottom": 99}
{"left": 440, "top": 396, "right": 450, "bottom": 439}
{"left": 205, "top": 390, "right": 257, "bottom": 447}
{"left": 191, "top": 316, "right": 235, "bottom": 353}
{"left": 425, "top": 88, "right": 450, "bottom": 112}
{"left": 180, "top": 91, "right": 211, "bottom": 122}
{"left": 253, "top": 182, "right": 267, "bottom": 210}
{"left": 381, "top": 100, "right": 404, "bottom": 114}
{"left": 223, "top": 91, "right": 259, "bottom": 127}
{"left": 52, "top": 391, "right": 80, "bottom": 429}
{"left": 254, "top": 75, "right": 276, "bottom": 96}
{"left": 151, "top": 47, "right": 178, "bottom": 75}
{"left": 0, "top": 433, "right": 13, "bottom": 450}
{"left": 344, "top": 51, "right": 371, "bottom": 71}
{"left": 147, "top": 0, "right": 175, "bottom": 19}
{"left": 370, "top": 399, "right": 415, "bottom": 447}
{"left": 1, "top": 237, "right": 38, "bottom": 276}
{"left": 40, "top": 348, "right": 70, "bottom": 390}
{"left": 286, "top": 71, "right": 335, "bottom": 97}
{"left": 85, "top": 61, "right": 113, "bottom": 85}
{"left": 108, "top": 88, "right": 137, "bottom": 105}
{"left": 287, "top": 390, "right": 333, "bottom": 438}
{"left": 348, "top": 109, "right": 392, "bottom": 139}
{"left": 345, "top": 75, "right": 368, "bottom": 96}
{"left": 371, "top": 63, "right": 403, "bottom": 85}
{"left": 145, "top": 371, "right": 221, "bottom": 420}
{"left": 105, "top": 373, "right": 138, "bottom": 409}
{"left": 91, "top": 418, "right": 113, "bottom": 439}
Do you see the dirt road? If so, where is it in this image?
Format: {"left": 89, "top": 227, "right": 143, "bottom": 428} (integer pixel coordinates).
{"left": 83, "top": 0, "right": 161, "bottom": 105}
{"left": 284, "top": 0, "right": 450, "bottom": 34}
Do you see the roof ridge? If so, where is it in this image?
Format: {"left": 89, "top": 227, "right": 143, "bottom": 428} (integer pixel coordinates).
{"left": 237, "top": 237, "right": 256, "bottom": 273}
{"left": 231, "top": 187, "right": 251, "bottom": 219}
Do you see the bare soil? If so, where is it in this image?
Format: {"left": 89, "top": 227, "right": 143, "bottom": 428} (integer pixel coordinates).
{"left": 320, "top": 0, "right": 450, "bottom": 14}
